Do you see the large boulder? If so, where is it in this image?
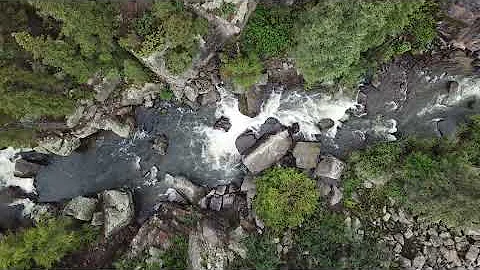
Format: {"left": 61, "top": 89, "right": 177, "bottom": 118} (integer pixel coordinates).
{"left": 314, "top": 155, "right": 346, "bottom": 180}
{"left": 164, "top": 173, "right": 206, "bottom": 204}
{"left": 292, "top": 142, "right": 321, "bottom": 170}
{"left": 121, "top": 83, "right": 163, "bottom": 107}
{"left": 103, "top": 190, "right": 134, "bottom": 238}
{"left": 37, "top": 135, "right": 81, "bottom": 156}
{"left": 64, "top": 196, "right": 98, "bottom": 221}
{"left": 242, "top": 130, "right": 292, "bottom": 174}
{"left": 14, "top": 159, "right": 43, "bottom": 178}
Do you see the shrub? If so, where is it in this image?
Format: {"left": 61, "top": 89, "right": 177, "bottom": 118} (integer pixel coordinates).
{"left": 214, "top": 3, "right": 236, "bottom": 20}
{"left": 123, "top": 59, "right": 150, "bottom": 85}
{"left": 290, "top": 206, "right": 389, "bottom": 269}
{"left": 293, "top": 0, "right": 437, "bottom": 88}
{"left": 229, "top": 233, "right": 280, "bottom": 270}
{"left": 220, "top": 53, "right": 264, "bottom": 90}
{"left": 253, "top": 167, "right": 318, "bottom": 232}
{"left": 0, "top": 217, "right": 98, "bottom": 269}
{"left": 343, "top": 116, "right": 480, "bottom": 229}
{"left": 0, "top": 128, "right": 37, "bottom": 149}
{"left": 241, "top": 5, "right": 296, "bottom": 58}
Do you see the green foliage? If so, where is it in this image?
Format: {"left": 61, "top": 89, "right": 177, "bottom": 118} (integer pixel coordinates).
{"left": 0, "top": 128, "right": 37, "bottom": 149}
{"left": 253, "top": 167, "right": 318, "bottom": 232}
{"left": 230, "top": 233, "right": 280, "bottom": 270}
{"left": 123, "top": 59, "right": 150, "bottom": 86}
{"left": 0, "top": 217, "right": 98, "bottom": 269}
{"left": 290, "top": 206, "right": 389, "bottom": 269}
{"left": 220, "top": 53, "right": 263, "bottom": 90}
{"left": 344, "top": 116, "right": 480, "bottom": 229}
{"left": 293, "top": 0, "right": 437, "bottom": 88}
{"left": 125, "top": 0, "right": 208, "bottom": 75}
{"left": 214, "top": 3, "right": 236, "bottom": 19}
{"left": 159, "top": 88, "right": 174, "bottom": 101}
{"left": 114, "top": 235, "right": 188, "bottom": 270}
{"left": 242, "top": 5, "right": 296, "bottom": 58}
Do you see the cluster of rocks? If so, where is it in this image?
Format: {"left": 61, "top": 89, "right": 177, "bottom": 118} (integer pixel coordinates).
{"left": 63, "top": 189, "right": 134, "bottom": 238}
{"left": 362, "top": 204, "right": 480, "bottom": 270}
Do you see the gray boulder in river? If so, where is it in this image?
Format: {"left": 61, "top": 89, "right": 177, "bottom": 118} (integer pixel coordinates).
{"left": 242, "top": 130, "right": 292, "bottom": 174}
{"left": 103, "top": 190, "right": 134, "bottom": 238}
{"left": 64, "top": 196, "right": 98, "bottom": 221}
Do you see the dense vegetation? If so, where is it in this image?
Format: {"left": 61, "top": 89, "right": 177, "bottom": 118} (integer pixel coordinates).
{"left": 344, "top": 116, "right": 480, "bottom": 229}
{"left": 253, "top": 167, "right": 318, "bottom": 232}
{"left": 294, "top": 0, "right": 437, "bottom": 88}
{"left": 120, "top": 0, "right": 208, "bottom": 75}
{"left": 0, "top": 217, "right": 98, "bottom": 269}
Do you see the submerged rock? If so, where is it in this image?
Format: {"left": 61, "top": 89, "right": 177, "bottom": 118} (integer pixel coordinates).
{"left": 103, "top": 190, "right": 134, "bottom": 238}
{"left": 214, "top": 116, "right": 232, "bottom": 132}
{"left": 242, "top": 130, "right": 292, "bottom": 174}
{"left": 314, "top": 155, "right": 346, "bottom": 180}
{"left": 164, "top": 174, "right": 206, "bottom": 204}
{"left": 317, "top": 118, "right": 335, "bottom": 131}
{"left": 14, "top": 159, "right": 43, "bottom": 178}
{"left": 64, "top": 196, "right": 98, "bottom": 221}
{"left": 292, "top": 142, "right": 321, "bottom": 169}
{"left": 152, "top": 135, "right": 168, "bottom": 155}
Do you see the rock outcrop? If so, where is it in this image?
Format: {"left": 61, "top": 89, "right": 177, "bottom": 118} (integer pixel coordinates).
{"left": 242, "top": 130, "right": 292, "bottom": 174}
{"left": 314, "top": 155, "right": 346, "bottom": 180}
{"left": 164, "top": 173, "right": 207, "bottom": 204}
{"left": 64, "top": 196, "right": 98, "bottom": 221}
{"left": 103, "top": 190, "right": 134, "bottom": 238}
{"left": 292, "top": 142, "right": 321, "bottom": 170}
{"left": 37, "top": 135, "right": 81, "bottom": 156}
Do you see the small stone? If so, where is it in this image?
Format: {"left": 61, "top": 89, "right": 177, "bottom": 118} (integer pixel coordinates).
{"left": 215, "top": 185, "right": 227, "bottom": 195}
{"left": 444, "top": 238, "right": 455, "bottom": 247}
{"left": 91, "top": 212, "right": 104, "bottom": 226}
{"left": 329, "top": 186, "right": 343, "bottom": 206}
{"left": 428, "top": 227, "right": 439, "bottom": 236}
{"left": 222, "top": 194, "right": 235, "bottom": 209}
{"left": 64, "top": 196, "right": 98, "bottom": 221}
{"left": 413, "top": 255, "right": 426, "bottom": 269}
{"left": 440, "top": 232, "right": 451, "bottom": 239}
{"left": 382, "top": 213, "right": 391, "bottom": 222}
{"left": 394, "top": 243, "right": 403, "bottom": 254}
{"left": 431, "top": 235, "right": 442, "bottom": 247}
{"left": 292, "top": 142, "right": 321, "bottom": 169}
{"left": 314, "top": 155, "right": 346, "bottom": 180}
{"left": 317, "top": 181, "right": 331, "bottom": 197}
{"left": 209, "top": 195, "right": 222, "bottom": 211}
{"left": 394, "top": 233, "right": 405, "bottom": 246}
{"left": 466, "top": 246, "right": 479, "bottom": 262}
{"left": 404, "top": 229, "right": 414, "bottom": 239}
{"left": 317, "top": 118, "right": 335, "bottom": 131}
{"left": 398, "top": 256, "right": 411, "bottom": 268}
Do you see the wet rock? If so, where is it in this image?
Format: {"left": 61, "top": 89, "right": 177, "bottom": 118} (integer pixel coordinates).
{"left": 163, "top": 188, "right": 187, "bottom": 204}
{"left": 209, "top": 195, "right": 223, "bottom": 211}
{"left": 292, "top": 142, "right": 321, "bottom": 169}
{"left": 242, "top": 130, "right": 292, "bottom": 174}
{"left": 103, "top": 118, "right": 132, "bottom": 138}
{"left": 314, "top": 155, "right": 346, "bottom": 180}
{"left": 199, "top": 90, "right": 220, "bottom": 106}
{"left": 14, "top": 159, "right": 42, "bottom": 178}
{"left": 215, "top": 185, "right": 227, "bottom": 196}
{"left": 214, "top": 116, "right": 232, "bottom": 132}
{"left": 394, "top": 233, "right": 405, "bottom": 246}
{"left": 454, "top": 20, "right": 480, "bottom": 52}
{"left": 222, "top": 194, "right": 235, "bottom": 210}
{"left": 37, "top": 135, "right": 81, "bottom": 156}
{"left": 91, "top": 212, "right": 104, "bottom": 226}
{"left": 241, "top": 176, "right": 256, "bottom": 210}
{"left": 398, "top": 256, "right": 412, "bottom": 268}
{"left": 103, "top": 190, "right": 134, "bottom": 238}
{"left": 164, "top": 173, "right": 206, "bottom": 204}
{"left": 235, "top": 118, "right": 285, "bottom": 155}
{"left": 152, "top": 135, "right": 168, "bottom": 155}
{"left": 244, "top": 86, "right": 268, "bottom": 117}
{"left": 64, "top": 196, "right": 98, "bottom": 221}
{"left": 317, "top": 118, "right": 335, "bottom": 131}
{"left": 465, "top": 245, "right": 479, "bottom": 263}
{"left": 413, "top": 255, "right": 426, "bottom": 269}
{"left": 228, "top": 226, "right": 247, "bottom": 259}
{"left": 330, "top": 186, "right": 343, "bottom": 206}
{"left": 18, "top": 151, "right": 49, "bottom": 165}
{"left": 235, "top": 131, "right": 257, "bottom": 155}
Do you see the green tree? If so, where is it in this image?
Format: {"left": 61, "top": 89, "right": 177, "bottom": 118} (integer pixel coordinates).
{"left": 220, "top": 53, "right": 263, "bottom": 90}
{"left": 0, "top": 217, "right": 98, "bottom": 269}
{"left": 253, "top": 167, "right": 318, "bottom": 232}
{"left": 293, "top": 0, "right": 435, "bottom": 88}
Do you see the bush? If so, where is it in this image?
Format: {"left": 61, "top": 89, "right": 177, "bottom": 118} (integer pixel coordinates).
{"left": 0, "top": 217, "right": 98, "bottom": 269}
{"left": 241, "top": 5, "right": 296, "bottom": 58}
{"left": 253, "top": 167, "right": 318, "bottom": 232}
{"left": 290, "top": 206, "right": 389, "bottom": 269}
{"left": 229, "top": 233, "right": 280, "bottom": 270}
{"left": 123, "top": 59, "right": 150, "bottom": 86}
{"left": 293, "top": 0, "right": 437, "bottom": 88}
{"left": 343, "top": 116, "right": 480, "bottom": 229}
{"left": 0, "top": 128, "right": 37, "bottom": 149}
{"left": 220, "top": 53, "right": 264, "bottom": 90}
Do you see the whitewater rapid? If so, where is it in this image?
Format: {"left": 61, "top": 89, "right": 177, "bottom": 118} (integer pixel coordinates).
{"left": 194, "top": 88, "right": 356, "bottom": 169}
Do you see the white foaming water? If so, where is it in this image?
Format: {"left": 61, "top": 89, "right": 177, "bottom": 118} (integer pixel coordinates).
{"left": 195, "top": 88, "right": 355, "bottom": 169}
{"left": 0, "top": 148, "right": 35, "bottom": 193}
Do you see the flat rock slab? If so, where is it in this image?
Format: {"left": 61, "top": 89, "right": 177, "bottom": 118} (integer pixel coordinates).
{"left": 242, "top": 130, "right": 292, "bottom": 174}
{"left": 292, "top": 142, "right": 321, "bottom": 169}
{"left": 314, "top": 155, "right": 346, "bottom": 180}
{"left": 64, "top": 196, "right": 98, "bottom": 221}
